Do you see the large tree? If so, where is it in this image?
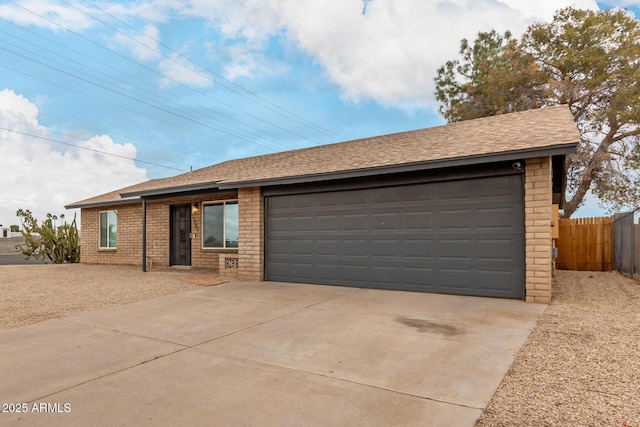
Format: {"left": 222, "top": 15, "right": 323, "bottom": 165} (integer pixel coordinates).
{"left": 435, "top": 7, "right": 640, "bottom": 217}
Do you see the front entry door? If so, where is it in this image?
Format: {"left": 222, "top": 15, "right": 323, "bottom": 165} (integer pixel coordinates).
{"left": 170, "top": 204, "right": 191, "bottom": 266}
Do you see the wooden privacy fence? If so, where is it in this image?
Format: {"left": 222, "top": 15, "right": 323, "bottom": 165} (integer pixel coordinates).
{"left": 556, "top": 216, "right": 614, "bottom": 271}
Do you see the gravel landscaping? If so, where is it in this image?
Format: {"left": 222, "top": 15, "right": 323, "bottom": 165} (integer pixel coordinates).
{"left": 0, "top": 264, "right": 222, "bottom": 330}
{"left": 477, "top": 270, "right": 640, "bottom": 426}
{"left": 0, "top": 264, "right": 638, "bottom": 424}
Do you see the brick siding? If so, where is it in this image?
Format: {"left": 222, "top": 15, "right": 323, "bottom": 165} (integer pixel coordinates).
{"left": 237, "top": 187, "right": 264, "bottom": 281}
{"left": 80, "top": 193, "right": 238, "bottom": 270}
{"left": 80, "top": 204, "right": 142, "bottom": 265}
{"left": 524, "top": 157, "right": 553, "bottom": 303}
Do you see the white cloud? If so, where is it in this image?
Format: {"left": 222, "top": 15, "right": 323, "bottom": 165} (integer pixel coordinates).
{"left": 0, "top": 89, "right": 147, "bottom": 228}
{"left": 134, "top": 0, "right": 601, "bottom": 108}
{"left": 158, "top": 52, "right": 213, "bottom": 87}
{"left": 0, "top": 0, "right": 95, "bottom": 32}
{"left": 1, "top": 0, "right": 606, "bottom": 107}
{"left": 111, "top": 24, "right": 162, "bottom": 62}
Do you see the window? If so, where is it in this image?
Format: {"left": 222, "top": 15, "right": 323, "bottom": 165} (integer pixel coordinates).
{"left": 99, "top": 210, "right": 117, "bottom": 249}
{"left": 203, "top": 201, "right": 238, "bottom": 249}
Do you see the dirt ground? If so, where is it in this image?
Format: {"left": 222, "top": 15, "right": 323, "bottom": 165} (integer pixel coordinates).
{"left": 0, "top": 264, "right": 224, "bottom": 330}
{"left": 477, "top": 270, "right": 640, "bottom": 426}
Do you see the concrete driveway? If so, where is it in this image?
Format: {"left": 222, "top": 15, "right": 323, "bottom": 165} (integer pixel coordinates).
{"left": 0, "top": 281, "right": 545, "bottom": 426}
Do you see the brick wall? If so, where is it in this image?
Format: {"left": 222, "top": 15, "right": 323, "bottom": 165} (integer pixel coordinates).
{"left": 80, "top": 204, "right": 142, "bottom": 265}
{"left": 238, "top": 187, "right": 264, "bottom": 281}
{"left": 145, "top": 194, "right": 237, "bottom": 269}
{"left": 80, "top": 193, "right": 238, "bottom": 269}
{"left": 524, "top": 157, "right": 553, "bottom": 303}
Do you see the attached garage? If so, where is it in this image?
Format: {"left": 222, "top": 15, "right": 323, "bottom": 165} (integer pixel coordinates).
{"left": 265, "top": 164, "right": 525, "bottom": 298}
{"left": 68, "top": 106, "right": 581, "bottom": 303}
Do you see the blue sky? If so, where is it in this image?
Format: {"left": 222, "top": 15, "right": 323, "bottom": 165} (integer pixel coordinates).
{"left": 0, "top": 0, "right": 638, "bottom": 227}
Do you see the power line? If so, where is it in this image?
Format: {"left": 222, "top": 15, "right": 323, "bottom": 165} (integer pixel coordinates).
{"left": 78, "top": 0, "right": 340, "bottom": 139}
{"left": 5, "top": 0, "right": 333, "bottom": 148}
{"left": 0, "top": 22, "right": 301, "bottom": 150}
{"left": 0, "top": 60, "right": 270, "bottom": 153}
{"left": 0, "top": 98, "right": 186, "bottom": 168}
{"left": 0, "top": 126, "right": 188, "bottom": 172}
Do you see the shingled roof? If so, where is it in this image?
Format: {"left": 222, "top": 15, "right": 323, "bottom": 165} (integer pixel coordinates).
{"left": 66, "top": 105, "right": 579, "bottom": 209}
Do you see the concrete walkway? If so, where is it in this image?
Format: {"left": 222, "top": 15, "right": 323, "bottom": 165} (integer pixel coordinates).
{"left": 0, "top": 281, "right": 545, "bottom": 426}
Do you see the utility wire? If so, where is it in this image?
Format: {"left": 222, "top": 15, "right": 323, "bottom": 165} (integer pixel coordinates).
{"left": 0, "top": 45, "right": 258, "bottom": 144}
{"left": 0, "top": 34, "right": 276, "bottom": 147}
{"left": 78, "top": 0, "right": 340, "bottom": 139}
{"left": 0, "top": 126, "right": 188, "bottom": 172}
{"left": 0, "top": 22, "right": 300, "bottom": 149}
{"left": 0, "top": 16, "right": 293, "bottom": 152}
{"left": 0, "top": 61, "right": 278, "bottom": 153}
{"left": 0, "top": 98, "right": 186, "bottom": 167}
{"left": 6, "top": 0, "right": 330, "bottom": 147}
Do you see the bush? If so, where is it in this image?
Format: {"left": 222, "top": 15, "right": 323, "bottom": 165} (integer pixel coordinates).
{"left": 16, "top": 209, "right": 80, "bottom": 263}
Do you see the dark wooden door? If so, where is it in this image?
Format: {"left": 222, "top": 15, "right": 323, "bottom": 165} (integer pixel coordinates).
{"left": 170, "top": 204, "right": 191, "bottom": 266}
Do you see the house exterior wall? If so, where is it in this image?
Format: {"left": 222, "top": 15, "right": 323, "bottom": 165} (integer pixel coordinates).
{"left": 143, "top": 193, "right": 236, "bottom": 269}
{"left": 238, "top": 187, "right": 264, "bottom": 281}
{"left": 80, "top": 193, "right": 238, "bottom": 270}
{"left": 80, "top": 204, "right": 142, "bottom": 265}
{"left": 80, "top": 162, "right": 554, "bottom": 302}
{"left": 524, "top": 156, "right": 553, "bottom": 303}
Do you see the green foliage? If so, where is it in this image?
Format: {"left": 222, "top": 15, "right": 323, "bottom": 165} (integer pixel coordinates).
{"left": 435, "top": 30, "right": 547, "bottom": 122}
{"left": 9, "top": 225, "right": 19, "bottom": 232}
{"left": 434, "top": 7, "right": 640, "bottom": 217}
{"left": 15, "top": 209, "right": 80, "bottom": 264}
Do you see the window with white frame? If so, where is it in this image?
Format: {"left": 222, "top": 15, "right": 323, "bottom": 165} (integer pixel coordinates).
{"left": 203, "top": 201, "right": 238, "bottom": 249}
{"left": 99, "top": 210, "right": 117, "bottom": 249}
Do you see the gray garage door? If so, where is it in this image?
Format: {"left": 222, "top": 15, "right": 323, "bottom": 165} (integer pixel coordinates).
{"left": 265, "top": 174, "right": 525, "bottom": 298}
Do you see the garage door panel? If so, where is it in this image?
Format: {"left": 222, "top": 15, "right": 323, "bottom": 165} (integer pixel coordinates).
{"left": 372, "top": 186, "right": 402, "bottom": 204}
{"left": 473, "top": 176, "right": 514, "bottom": 198}
{"left": 476, "top": 270, "right": 521, "bottom": 296}
{"left": 402, "top": 184, "right": 433, "bottom": 202}
{"left": 439, "top": 210, "right": 471, "bottom": 229}
{"left": 268, "top": 240, "right": 290, "bottom": 256}
{"left": 343, "top": 240, "right": 369, "bottom": 257}
{"left": 403, "top": 267, "right": 435, "bottom": 286}
{"left": 438, "top": 269, "right": 472, "bottom": 291}
{"left": 314, "top": 191, "right": 339, "bottom": 207}
{"left": 289, "top": 240, "right": 314, "bottom": 256}
{"left": 370, "top": 266, "right": 401, "bottom": 284}
{"left": 343, "top": 214, "right": 367, "bottom": 231}
{"left": 342, "top": 265, "right": 370, "bottom": 283}
{"left": 476, "top": 207, "right": 517, "bottom": 229}
{"left": 438, "top": 180, "right": 473, "bottom": 200}
{"left": 439, "top": 239, "right": 472, "bottom": 260}
{"left": 316, "top": 215, "right": 340, "bottom": 231}
{"left": 268, "top": 217, "right": 291, "bottom": 233}
{"left": 339, "top": 190, "right": 368, "bottom": 206}
{"left": 404, "top": 211, "right": 433, "bottom": 230}
{"left": 403, "top": 239, "right": 434, "bottom": 258}
{"left": 316, "top": 239, "right": 339, "bottom": 256}
{"left": 372, "top": 240, "right": 398, "bottom": 258}
{"left": 372, "top": 213, "right": 399, "bottom": 230}
{"left": 292, "top": 216, "right": 314, "bottom": 232}
{"left": 265, "top": 174, "right": 524, "bottom": 298}
{"left": 477, "top": 239, "right": 517, "bottom": 261}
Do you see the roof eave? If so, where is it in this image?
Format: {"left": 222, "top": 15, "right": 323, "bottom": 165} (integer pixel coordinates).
{"left": 65, "top": 198, "right": 142, "bottom": 210}
{"left": 120, "top": 182, "right": 220, "bottom": 198}
{"left": 219, "top": 143, "right": 579, "bottom": 189}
